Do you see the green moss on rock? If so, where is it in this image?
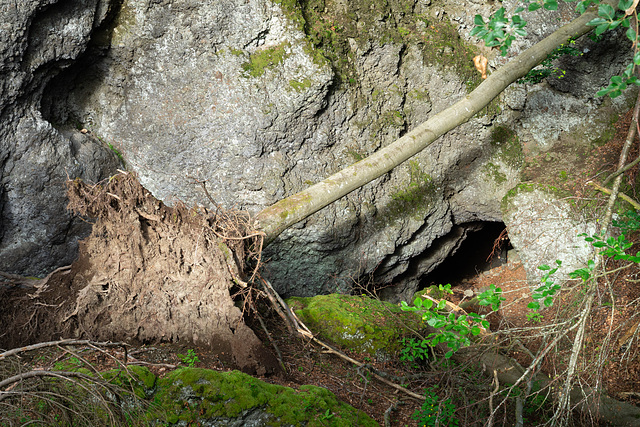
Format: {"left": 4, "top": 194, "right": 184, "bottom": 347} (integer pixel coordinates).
{"left": 101, "top": 365, "right": 157, "bottom": 399}
{"left": 242, "top": 42, "right": 290, "bottom": 78}
{"left": 384, "top": 160, "right": 437, "bottom": 223}
{"left": 286, "top": 294, "right": 423, "bottom": 358}
{"left": 490, "top": 126, "right": 524, "bottom": 169}
{"left": 501, "top": 181, "right": 568, "bottom": 215}
{"left": 273, "top": 0, "right": 480, "bottom": 89}
{"left": 152, "top": 367, "right": 378, "bottom": 426}
{"left": 483, "top": 162, "right": 508, "bottom": 185}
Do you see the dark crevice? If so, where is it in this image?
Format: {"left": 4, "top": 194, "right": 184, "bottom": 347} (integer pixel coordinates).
{"left": 421, "top": 221, "right": 511, "bottom": 289}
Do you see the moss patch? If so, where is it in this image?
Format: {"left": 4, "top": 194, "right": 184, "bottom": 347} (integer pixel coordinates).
{"left": 501, "top": 181, "right": 569, "bottom": 215}
{"left": 274, "top": 0, "right": 480, "bottom": 89}
{"left": 483, "top": 162, "right": 508, "bottom": 185}
{"left": 490, "top": 126, "right": 524, "bottom": 170}
{"left": 415, "top": 19, "right": 483, "bottom": 92}
{"left": 242, "top": 42, "right": 290, "bottom": 78}
{"left": 383, "top": 160, "right": 437, "bottom": 223}
{"left": 152, "top": 367, "right": 378, "bottom": 426}
{"left": 289, "top": 77, "right": 313, "bottom": 91}
{"left": 286, "top": 294, "right": 423, "bottom": 358}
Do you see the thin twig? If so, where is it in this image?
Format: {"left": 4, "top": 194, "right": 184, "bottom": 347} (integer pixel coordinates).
{"left": 486, "top": 369, "right": 500, "bottom": 427}
{"left": 0, "top": 339, "right": 128, "bottom": 360}
{"left": 587, "top": 181, "right": 640, "bottom": 210}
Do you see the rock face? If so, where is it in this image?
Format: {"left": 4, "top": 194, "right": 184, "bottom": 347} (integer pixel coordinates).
{"left": 502, "top": 184, "right": 598, "bottom": 285}
{"left": 0, "top": 0, "right": 122, "bottom": 276}
{"left": 1, "top": 0, "right": 633, "bottom": 298}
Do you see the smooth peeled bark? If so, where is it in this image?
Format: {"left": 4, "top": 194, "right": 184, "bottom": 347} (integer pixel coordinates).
{"left": 256, "top": 10, "right": 598, "bottom": 245}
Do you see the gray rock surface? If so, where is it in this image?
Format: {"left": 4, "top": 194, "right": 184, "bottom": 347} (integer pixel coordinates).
{"left": 503, "top": 185, "right": 598, "bottom": 285}
{"left": 0, "top": 0, "right": 122, "bottom": 276}
{"left": 1, "top": 0, "right": 633, "bottom": 299}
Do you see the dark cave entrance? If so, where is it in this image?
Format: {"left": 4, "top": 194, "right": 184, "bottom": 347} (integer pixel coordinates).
{"left": 422, "top": 221, "right": 511, "bottom": 288}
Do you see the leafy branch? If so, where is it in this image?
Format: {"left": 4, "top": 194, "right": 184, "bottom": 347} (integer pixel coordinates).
{"left": 471, "top": 0, "right": 640, "bottom": 97}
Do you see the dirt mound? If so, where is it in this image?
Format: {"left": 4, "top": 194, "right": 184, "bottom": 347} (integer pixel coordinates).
{"left": 0, "top": 172, "right": 277, "bottom": 375}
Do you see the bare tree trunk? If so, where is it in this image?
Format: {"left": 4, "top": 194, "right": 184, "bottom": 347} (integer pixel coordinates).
{"left": 256, "top": 10, "right": 598, "bottom": 245}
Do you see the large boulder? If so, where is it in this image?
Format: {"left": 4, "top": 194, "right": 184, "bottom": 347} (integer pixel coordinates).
{"left": 151, "top": 367, "right": 379, "bottom": 426}
{"left": 2, "top": 0, "right": 634, "bottom": 300}
{"left": 0, "top": 0, "right": 121, "bottom": 276}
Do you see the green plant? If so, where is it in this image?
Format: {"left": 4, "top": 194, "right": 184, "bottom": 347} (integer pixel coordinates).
{"left": 613, "top": 210, "right": 640, "bottom": 233}
{"left": 517, "top": 39, "right": 582, "bottom": 84}
{"left": 400, "top": 337, "right": 431, "bottom": 364}
{"left": 177, "top": 349, "right": 200, "bottom": 367}
{"left": 320, "top": 408, "right": 334, "bottom": 420}
{"left": 471, "top": 0, "right": 640, "bottom": 97}
{"left": 412, "top": 386, "right": 459, "bottom": 427}
{"left": 527, "top": 260, "right": 563, "bottom": 313}
{"left": 401, "top": 284, "right": 503, "bottom": 358}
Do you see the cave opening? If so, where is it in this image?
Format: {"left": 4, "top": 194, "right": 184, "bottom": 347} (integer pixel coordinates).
{"left": 421, "top": 221, "right": 511, "bottom": 289}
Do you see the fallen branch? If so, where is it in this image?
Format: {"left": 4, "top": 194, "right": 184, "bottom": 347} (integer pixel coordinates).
{"left": 0, "top": 370, "right": 112, "bottom": 402}
{"left": 260, "top": 277, "right": 426, "bottom": 401}
{"left": 587, "top": 181, "right": 640, "bottom": 210}
{"left": 0, "top": 339, "right": 128, "bottom": 361}
{"left": 384, "top": 400, "right": 402, "bottom": 427}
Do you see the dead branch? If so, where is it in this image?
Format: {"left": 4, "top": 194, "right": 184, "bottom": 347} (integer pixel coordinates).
{"left": 0, "top": 339, "right": 129, "bottom": 360}
{"left": 383, "top": 400, "right": 402, "bottom": 427}
{"left": 0, "top": 370, "right": 111, "bottom": 402}
{"left": 587, "top": 181, "right": 640, "bottom": 210}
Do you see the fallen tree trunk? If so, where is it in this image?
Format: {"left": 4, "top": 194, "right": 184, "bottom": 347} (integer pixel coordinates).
{"left": 256, "top": 9, "right": 599, "bottom": 245}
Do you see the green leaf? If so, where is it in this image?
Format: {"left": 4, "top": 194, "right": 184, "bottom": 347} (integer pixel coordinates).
{"left": 538, "top": 264, "right": 551, "bottom": 271}
{"left": 528, "top": 301, "right": 540, "bottom": 310}
{"left": 595, "top": 22, "right": 610, "bottom": 35}
{"left": 515, "top": 28, "right": 528, "bottom": 37}
{"left": 529, "top": 3, "right": 542, "bottom": 11}
{"left": 618, "top": 0, "right": 634, "bottom": 10}
{"left": 598, "top": 3, "right": 615, "bottom": 19}
{"left": 474, "top": 14, "right": 486, "bottom": 25}
{"left": 587, "top": 17, "right": 608, "bottom": 26}
{"left": 544, "top": 0, "right": 559, "bottom": 10}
